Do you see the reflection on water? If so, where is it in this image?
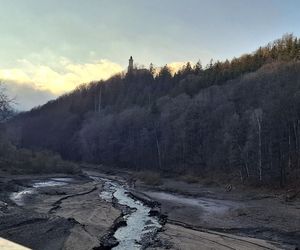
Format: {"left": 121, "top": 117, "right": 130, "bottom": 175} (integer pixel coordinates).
{"left": 32, "top": 180, "right": 66, "bottom": 188}
{"left": 10, "top": 176, "right": 162, "bottom": 249}
{"left": 10, "top": 178, "right": 72, "bottom": 206}
{"left": 146, "top": 191, "right": 237, "bottom": 215}
{"left": 10, "top": 189, "right": 35, "bottom": 206}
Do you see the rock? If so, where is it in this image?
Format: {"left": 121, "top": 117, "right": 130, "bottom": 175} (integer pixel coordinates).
{"left": 112, "top": 217, "right": 127, "bottom": 231}
{"left": 98, "top": 234, "right": 119, "bottom": 249}
{"left": 42, "top": 189, "right": 67, "bottom": 195}
{"left": 149, "top": 207, "right": 160, "bottom": 217}
{"left": 237, "top": 211, "right": 247, "bottom": 216}
{"left": 128, "top": 191, "right": 160, "bottom": 208}
{"left": 0, "top": 201, "right": 8, "bottom": 211}
{"left": 285, "top": 189, "right": 300, "bottom": 202}
{"left": 225, "top": 184, "right": 232, "bottom": 192}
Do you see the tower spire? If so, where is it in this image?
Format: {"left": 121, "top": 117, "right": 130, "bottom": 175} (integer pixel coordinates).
{"left": 128, "top": 56, "right": 134, "bottom": 73}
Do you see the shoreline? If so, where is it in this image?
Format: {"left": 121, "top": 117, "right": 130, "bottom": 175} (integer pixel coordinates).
{"left": 133, "top": 177, "right": 300, "bottom": 249}
{"left": 0, "top": 170, "right": 299, "bottom": 249}
{"left": 0, "top": 173, "right": 120, "bottom": 250}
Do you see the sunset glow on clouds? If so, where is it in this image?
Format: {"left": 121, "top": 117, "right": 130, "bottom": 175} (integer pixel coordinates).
{"left": 1, "top": 58, "right": 188, "bottom": 95}
{"left": 0, "top": 57, "right": 189, "bottom": 110}
{"left": 0, "top": 0, "right": 299, "bottom": 110}
{"left": 167, "top": 62, "right": 194, "bottom": 75}
{"left": 0, "top": 58, "right": 123, "bottom": 95}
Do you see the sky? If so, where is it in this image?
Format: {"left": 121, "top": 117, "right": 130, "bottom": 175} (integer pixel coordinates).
{"left": 0, "top": 0, "right": 300, "bottom": 110}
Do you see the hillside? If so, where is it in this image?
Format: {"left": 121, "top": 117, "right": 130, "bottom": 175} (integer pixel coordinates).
{"left": 7, "top": 34, "right": 300, "bottom": 186}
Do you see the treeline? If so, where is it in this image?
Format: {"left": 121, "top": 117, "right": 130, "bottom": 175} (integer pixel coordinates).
{"left": 8, "top": 34, "right": 300, "bottom": 186}
{"left": 0, "top": 124, "right": 80, "bottom": 175}
{"left": 0, "top": 86, "right": 79, "bottom": 175}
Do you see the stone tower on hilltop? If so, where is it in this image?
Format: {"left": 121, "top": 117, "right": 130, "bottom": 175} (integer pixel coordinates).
{"left": 128, "top": 56, "right": 134, "bottom": 73}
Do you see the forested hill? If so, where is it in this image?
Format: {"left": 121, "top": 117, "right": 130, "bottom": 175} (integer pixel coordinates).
{"left": 9, "top": 34, "right": 300, "bottom": 186}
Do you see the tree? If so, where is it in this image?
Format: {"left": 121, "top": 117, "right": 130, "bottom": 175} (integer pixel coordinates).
{"left": 157, "top": 65, "right": 172, "bottom": 82}
{"left": 194, "top": 60, "right": 203, "bottom": 74}
{"left": 149, "top": 63, "right": 155, "bottom": 76}
{"left": 7, "top": 34, "right": 300, "bottom": 187}
{"left": 0, "top": 83, "right": 13, "bottom": 122}
{"left": 253, "top": 108, "right": 263, "bottom": 182}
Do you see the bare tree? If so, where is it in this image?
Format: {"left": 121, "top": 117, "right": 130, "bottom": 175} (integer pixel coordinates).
{"left": 0, "top": 82, "right": 13, "bottom": 122}
{"left": 253, "top": 108, "right": 263, "bottom": 182}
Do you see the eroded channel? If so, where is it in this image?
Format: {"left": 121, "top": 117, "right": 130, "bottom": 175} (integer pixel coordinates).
{"left": 9, "top": 176, "right": 162, "bottom": 249}
{"left": 91, "top": 176, "right": 162, "bottom": 250}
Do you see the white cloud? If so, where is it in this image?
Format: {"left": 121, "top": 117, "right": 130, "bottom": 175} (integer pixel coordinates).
{"left": 5, "top": 81, "right": 56, "bottom": 111}
{"left": 0, "top": 57, "right": 194, "bottom": 111}
{"left": 0, "top": 58, "right": 123, "bottom": 95}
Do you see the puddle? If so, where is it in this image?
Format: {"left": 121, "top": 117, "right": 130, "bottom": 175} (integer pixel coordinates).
{"left": 146, "top": 191, "right": 237, "bottom": 215}
{"left": 10, "top": 178, "right": 73, "bottom": 206}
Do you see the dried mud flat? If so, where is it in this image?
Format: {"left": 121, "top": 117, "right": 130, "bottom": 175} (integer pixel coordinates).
{"left": 0, "top": 171, "right": 299, "bottom": 250}
{"left": 137, "top": 178, "right": 300, "bottom": 250}
{"left": 0, "top": 174, "right": 121, "bottom": 250}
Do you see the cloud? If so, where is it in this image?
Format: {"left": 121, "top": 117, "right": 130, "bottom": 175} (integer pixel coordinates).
{"left": 153, "top": 62, "right": 194, "bottom": 76}
{"left": 167, "top": 62, "right": 193, "bottom": 75}
{"left": 0, "top": 57, "right": 192, "bottom": 110}
{"left": 5, "top": 81, "right": 56, "bottom": 111}
{"left": 0, "top": 58, "right": 123, "bottom": 95}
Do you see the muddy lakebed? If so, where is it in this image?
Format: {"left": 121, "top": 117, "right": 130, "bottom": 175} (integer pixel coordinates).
{"left": 5, "top": 175, "right": 163, "bottom": 249}
{"left": 9, "top": 178, "right": 72, "bottom": 206}
{"left": 1, "top": 172, "right": 299, "bottom": 249}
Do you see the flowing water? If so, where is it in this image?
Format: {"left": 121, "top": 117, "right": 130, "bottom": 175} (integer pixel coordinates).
{"left": 10, "top": 176, "right": 162, "bottom": 249}
{"left": 91, "top": 176, "right": 162, "bottom": 250}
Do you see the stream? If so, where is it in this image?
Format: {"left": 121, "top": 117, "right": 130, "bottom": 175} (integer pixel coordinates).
{"left": 91, "top": 176, "right": 162, "bottom": 250}
{"left": 10, "top": 176, "right": 162, "bottom": 250}
{"left": 6, "top": 176, "right": 297, "bottom": 250}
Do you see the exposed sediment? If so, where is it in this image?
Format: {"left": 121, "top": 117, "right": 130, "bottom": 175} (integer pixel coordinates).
{"left": 1, "top": 172, "right": 300, "bottom": 250}
{"left": 0, "top": 175, "right": 121, "bottom": 250}
{"left": 48, "top": 185, "right": 97, "bottom": 213}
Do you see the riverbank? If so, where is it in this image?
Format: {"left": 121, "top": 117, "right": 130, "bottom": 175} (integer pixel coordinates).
{"left": 134, "top": 176, "right": 300, "bottom": 249}
{"left": 1, "top": 170, "right": 299, "bottom": 249}
{"left": 85, "top": 169, "right": 300, "bottom": 249}
{"left": 0, "top": 171, "right": 164, "bottom": 250}
{"left": 0, "top": 173, "right": 121, "bottom": 250}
